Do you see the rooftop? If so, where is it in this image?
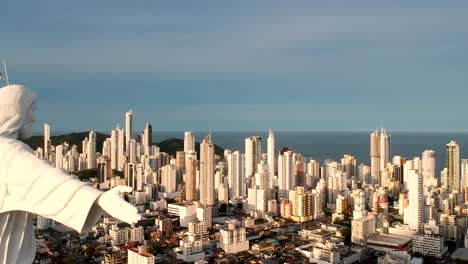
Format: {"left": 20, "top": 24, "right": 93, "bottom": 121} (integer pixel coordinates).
{"left": 367, "top": 234, "right": 411, "bottom": 246}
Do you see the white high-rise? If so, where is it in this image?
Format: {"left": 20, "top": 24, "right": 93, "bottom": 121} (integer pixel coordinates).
{"left": 370, "top": 130, "right": 380, "bottom": 185}
{"left": 341, "top": 154, "right": 356, "bottom": 179}
{"left": 111, "top": 124, "right": 125, "bottom": 171}
{"left": 184, "top": 131, "right": 196, "bottom": 152}
{"left": 245, "top": 136, "right": 262, "bottom": 179}
{"left": 227, "top": 150, "right": 244, "bottom": 199}
{"left": 446, "top": 141, "right": 460, "bottom": 192}
{"left": 267, "top": 129, "right": 275, "bottom": 175}
{"left": 111, "top": 128, "right": 119, "bottom": 170}
{"left": 143, "top": 123, "right": 152, "bottom": 156}
{"left": 404, "top": 169, "right": 424, "bottom": 231}
{"left": 278, "top": 149, "right": 294, "bottom": 200}
{"left": 200, "top": 134, "right": 215, "bottom": 207}
{"left": 43, "top": 123, "right": 51, "bottom": 159}
{"left": 358, "top": 164, "right": 371, "bottom": 184}
{"left": 129, "top": 139, "right": 137, "bottom": 163}
{"left": 462, "top": 159, "right": 468, "bottom": 196}
{"left": 125, "top": 110, "right": 133, "bottom": 153}
{"left": 87, "top": 131, "right": 97, "bottom": 169}
{"left": 380, "top": 128, "right": 390, "bottom": 170}
{"left": 422, "top": 150, "right": 436, "bottom": 188}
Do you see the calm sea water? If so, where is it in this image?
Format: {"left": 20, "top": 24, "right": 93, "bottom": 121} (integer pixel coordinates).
{"left": 153, "top": 131, "right": 468, "bottom": 176}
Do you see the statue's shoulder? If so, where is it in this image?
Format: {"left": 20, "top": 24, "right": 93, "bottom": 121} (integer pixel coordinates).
{"left": 0, "top": 136, "right": 33, "bottom": 154}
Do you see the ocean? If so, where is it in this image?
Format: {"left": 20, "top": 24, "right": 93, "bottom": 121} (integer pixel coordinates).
{"left": 152, "top": 131, "right": 468, "bottom": 176}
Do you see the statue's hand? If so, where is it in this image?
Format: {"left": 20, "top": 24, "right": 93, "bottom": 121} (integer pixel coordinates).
{"left": 97, "top": 185, "right": 142, "bottom": 225}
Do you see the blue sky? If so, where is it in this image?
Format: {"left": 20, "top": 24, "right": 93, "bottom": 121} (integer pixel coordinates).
{"left": 1, "top": 1, "right": 468, "bottom": 133}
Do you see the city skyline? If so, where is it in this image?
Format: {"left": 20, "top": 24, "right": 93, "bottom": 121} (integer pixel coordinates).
{"left": 1, "top": 1, "right": 468, "bottom": 132}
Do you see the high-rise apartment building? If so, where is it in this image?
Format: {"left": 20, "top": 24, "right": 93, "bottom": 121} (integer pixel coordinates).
{"left": 245, "top": 136, "right": 262, "bottom": 179}
{"left": 267, "top": 129, "right": 275, "bottom": 175}
{"left": 341, "top": 154, "right": 357, "bottom": 179}
{"left": 184, "top": 131, "right": 196, "bottom": 152}
{"left": 227, "top": 150, "right": 244, "bottom": 199}
{"left": 200, "top": 134, "right": 215, "bottom": 207}
{"left": 143, "top": 122, "right": 152, "bottom": 156}
{"left": 380, "top": 128, "right": 390, "bottom": 169}
{"left": 358, "top": 164, "right": 371, "bottom": 184}
{"left": 217, "top": 220, "right": 249, "bottom": 254}
{"left": 446, "top": 140, "right": 460, "bottom": 192}
{"left": 125, "top": 110, "right": 133, "bottom": 153}
{"left": 87, "top": 131, "right": 97, "bottom": 169}
{"left": 43, "top": 123, "right": 51, "bottom": 160}
{"left": 422, "top": 150, "right": 436, "bottom": 188}
{"left": 278, "top": 149, "right": 294, "bottom": 200}
{"left": 111, "top": 125, "right": 125, "bottom": 171}
{"left": 289, "top": 186, "right": 313, "bottom": 223}
{"left": 370, "top": 130, "right": 380, "bottom": 185}
{"left": 404, "top": 169, "right": 424, "bottom": 231}
{"left": 462, "top": 159, "right": 468, "bottom": 201}
{"left": 351, "top": 215, "right": 376, "bottom": 246}
{"left": 185, "top": 157, "right": 197, "bottom": 202}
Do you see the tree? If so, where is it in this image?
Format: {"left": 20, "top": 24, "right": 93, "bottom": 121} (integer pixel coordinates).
{"left": 342, "top": 227, "right": 352, "bottom": 246}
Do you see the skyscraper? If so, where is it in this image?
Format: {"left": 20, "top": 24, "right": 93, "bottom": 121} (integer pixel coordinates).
{"left": 43, "top": 123, "right": 50, "bottom": 160}
{"left": 125, "top": 110, "right": 133, "bottom": 153}
{"left": 404, "top": 169, "right": 424, "bottom": 231}
{"left": 227, "top": 150, "right": 244, "bottom": 199}
{"left": 111, "top": 124, "right": 125, "bottom": 171}
{"left": 185, "top": 156, "right": 197, "bottom": 202}
{"left": 184, "top": 131, "right": 196, "bottom": 153}
{"left": 370, "top": 130, "right": 380, "bottom": 185}
{"left": 143, "top": 122, "right": 152, "bottom": 156}
{"left": 289, "top": 186, "right": 313, "bottom": 222}
{"left": 267, "top": 129, "right": 275, "bottom": 176}
{"left": 380, "top": 128, "right": 390, "bottom": 169}
{"left": 462, "top": 159, "right": 468, "bottom": 200}
{"left": 278, "top": 148, "right": 293, "bottom": 200}
{"left": 87, "top": 131, "right": 97, "bottom": 169}
{"left": 446, "top": 140, "right": 460, "bottom": 192}
{"left": 111, "top": 127, "right": 119, "bottom": 170}
{"left": 129, "top": 139, "right": 137, "bottom": 163}
{"left": 245, "top": 136, "right": 262, "bottom": 179}
{"left": 341, "top": 154, "right": 357, "bottom": 179}
{"left": 199, "top": 134, "right": 215, "bottom": 207}
{"left": 422, "top": 150, "right": 436, "bottom": 188}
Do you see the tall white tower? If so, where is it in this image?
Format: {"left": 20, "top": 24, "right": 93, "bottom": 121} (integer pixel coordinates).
{"left": 404, "top": 169, "right": 424, "bottom": 231}
{"left": 111, "top": 128, "right": 119, "bottom": 170}
{"left": 143, "top": 123, "right": 152, "bottom": 156}
{"left": 200, "top": 134, "right": 215, "bottom": 207}
{"left": 125, "top": 110, "right": 133, "bottom": 153}
{"left": 111, "top": 124, "right": 125, "bottom": 171}
{"left": 462, "top": 159, "right": 468, "bottom": 198}
{"left": 87, "top": 131, "right": 97, "bottom": 169}
{"left": 446, "top": 140, "right": 460, "bottom": 192}
{"left": 245, "top": 136, "right": 262, "bottom": 179}
{"left": 370, "top": 130, "right": 380, "bottom": 186}
{"left": 184, "top": 131, "right": 196, "bottom": 153}
{"left": 380, "top": 128, "right": 390, "bottom": 170}
{"left": 278, "top": 149, "right": 293, "bottom": 200}
{"left": 43, "top": 123, "right": 51, "bottom": 160}
{"left": 422, "top": 150, "right": 436, "bottom": 188}
{"left": 267, "top": 129, "right": 275, "bottom": 176}
{"left": 227, "top": 150, "right": 245, "bottom": 199}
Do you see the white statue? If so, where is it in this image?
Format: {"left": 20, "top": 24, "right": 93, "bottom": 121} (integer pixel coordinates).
{"left": 0, "top": 85, "right": 142, "bottom": 263}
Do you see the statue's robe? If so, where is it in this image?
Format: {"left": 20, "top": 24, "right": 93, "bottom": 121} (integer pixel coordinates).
{"left": 0, "top": 136, "right": 104, "bottom": 264}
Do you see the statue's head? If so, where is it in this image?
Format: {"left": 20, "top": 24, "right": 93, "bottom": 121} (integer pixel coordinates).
{"left": 0, "top": 85, "right": 38, "bottom": 139}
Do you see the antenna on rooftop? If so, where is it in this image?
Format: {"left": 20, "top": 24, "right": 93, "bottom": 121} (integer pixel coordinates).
{"left": 0, "top": 59, "right": 10, "bottom": 86}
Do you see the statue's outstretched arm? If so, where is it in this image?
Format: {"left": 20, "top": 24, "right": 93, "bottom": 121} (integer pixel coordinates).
{"left": 0, "top": 139, "right": 140, "bottom": 233}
